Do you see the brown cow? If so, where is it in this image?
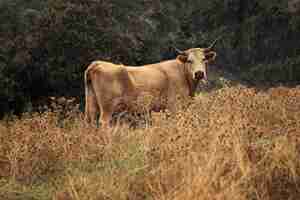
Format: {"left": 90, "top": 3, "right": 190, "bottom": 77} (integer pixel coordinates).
{"left": 84, "top": 39, "right": 219, "bottom": 127}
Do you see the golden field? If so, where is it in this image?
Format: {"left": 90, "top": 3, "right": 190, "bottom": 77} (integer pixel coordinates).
{"left": 0, "top": 85, "right": 300, "bottom": 200}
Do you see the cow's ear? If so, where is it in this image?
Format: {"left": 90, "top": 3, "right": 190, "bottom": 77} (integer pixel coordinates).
{"left": 177, "top": 55, "right": 188, "bottom": 63}
{"left": 205, "top": 51, "right": 217, "bottom": 63}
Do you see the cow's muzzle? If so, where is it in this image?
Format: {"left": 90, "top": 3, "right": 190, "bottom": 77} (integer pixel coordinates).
{"left": 195, "top": 71, "right": 209, "bottom": 84}
{"left": 195, "top": 71, "right": 204, "bottom": 80}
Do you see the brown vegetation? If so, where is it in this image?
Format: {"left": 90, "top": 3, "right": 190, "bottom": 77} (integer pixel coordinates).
{"left": 0, "top": 85, "right": 300, "bottom": 200}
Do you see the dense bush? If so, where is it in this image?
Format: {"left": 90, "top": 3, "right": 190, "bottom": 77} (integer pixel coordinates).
{"left": 0, "top": 0, "right": 300, "bottom": 117}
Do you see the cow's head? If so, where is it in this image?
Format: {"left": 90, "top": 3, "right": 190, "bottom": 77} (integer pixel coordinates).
{"left": 175, "top": 37, "right": 220, "bottom": 82}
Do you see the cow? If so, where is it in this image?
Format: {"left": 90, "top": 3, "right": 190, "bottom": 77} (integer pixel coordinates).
{"left": 84, "top": 38, "right": 220, "bottom": 127}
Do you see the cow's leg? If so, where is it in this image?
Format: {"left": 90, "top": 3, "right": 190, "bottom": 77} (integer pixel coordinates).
{"left": 85, "top": 93, "right": 99, "bottom": 124}
{"left": 99, "top": 107, "right": 113, "bottom": 128}
{"left": 84, "top": 70, "right": 99, "bottom": 125}
{"left": 166, "top": 94, "right": 177, "bottom": 113}
{"left": 89, "top": 70, "right": 111, "bottom": 128}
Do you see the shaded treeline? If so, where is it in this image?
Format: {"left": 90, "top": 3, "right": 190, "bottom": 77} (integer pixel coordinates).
{"left": 0, "top": 0, "right": 300, "bottom": 117}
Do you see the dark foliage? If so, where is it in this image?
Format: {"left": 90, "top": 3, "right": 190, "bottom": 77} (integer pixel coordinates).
{"left": 0, "top": 0, "right": 300, "bottom": 117}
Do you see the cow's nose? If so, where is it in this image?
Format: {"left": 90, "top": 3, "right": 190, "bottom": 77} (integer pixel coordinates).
{"left": 195, "top": 71, "right": 204, "bottom": 80}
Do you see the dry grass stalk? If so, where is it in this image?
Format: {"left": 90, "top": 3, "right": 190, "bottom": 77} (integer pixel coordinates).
{"left": 0, "top": 85, "right": 300, "bottom": 200}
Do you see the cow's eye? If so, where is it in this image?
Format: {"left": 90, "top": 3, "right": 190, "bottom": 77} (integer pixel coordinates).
{"left": 187, "top": 60, "right": 193, "bottom": 63}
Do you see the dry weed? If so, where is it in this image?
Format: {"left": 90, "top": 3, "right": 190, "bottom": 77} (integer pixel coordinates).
{"left": 0, "top": 86, "right": 299, "bottom": 200}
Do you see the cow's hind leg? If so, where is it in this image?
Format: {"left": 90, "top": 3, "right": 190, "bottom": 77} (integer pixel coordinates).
{"left": 84, "top": 68, "right": 99, "bottom": 126}
{"left": 89, "top": 69, "right": 118, "bottom": 129}
{"left": 85, "top": 93, "right": 99, "bottom": 125}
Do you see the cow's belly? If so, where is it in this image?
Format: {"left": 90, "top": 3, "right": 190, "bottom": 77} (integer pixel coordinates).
{"left": 112, "top": 89, "right": 167, "bottom": 114}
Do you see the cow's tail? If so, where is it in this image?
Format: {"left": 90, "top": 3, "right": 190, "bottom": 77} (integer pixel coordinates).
{"left": 84, "top": 68, "right": 90, "bottom": 100}
{"left": 84, "top": 65, "right": 95, "bottom": 122}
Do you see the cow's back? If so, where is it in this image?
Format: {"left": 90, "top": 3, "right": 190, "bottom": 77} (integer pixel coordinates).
{"left": 126, "top": 66, "right": 169, "bottom": 94}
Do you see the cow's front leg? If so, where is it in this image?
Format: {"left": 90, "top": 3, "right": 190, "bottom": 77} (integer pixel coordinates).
{"left": 99, "top": 110, "right": 112, "bottom": 128}
{"left": 99, "top": 100, "right": 114, "bottom": 129}
{"left": 99, "top": 106, "right": 114, "bottom": 144}
{"left": 166, "top": 95, "right": 177, "bottom": 114}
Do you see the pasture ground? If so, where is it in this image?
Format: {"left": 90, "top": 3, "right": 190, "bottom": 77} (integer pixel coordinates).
{"left": 0, "top": 85, "right": 300, "bottom": 200}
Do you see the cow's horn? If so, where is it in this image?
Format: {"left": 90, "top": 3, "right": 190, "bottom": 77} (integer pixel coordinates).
{"left": 173, "top": 46, "right": 187, "bottom": 55}
{"left": 206, "top": 35, "right": 223, "bottom": 51}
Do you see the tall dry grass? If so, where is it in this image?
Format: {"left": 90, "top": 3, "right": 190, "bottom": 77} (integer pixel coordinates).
{"left": 0, "top": 85, "right": 300, "bottom": 200}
